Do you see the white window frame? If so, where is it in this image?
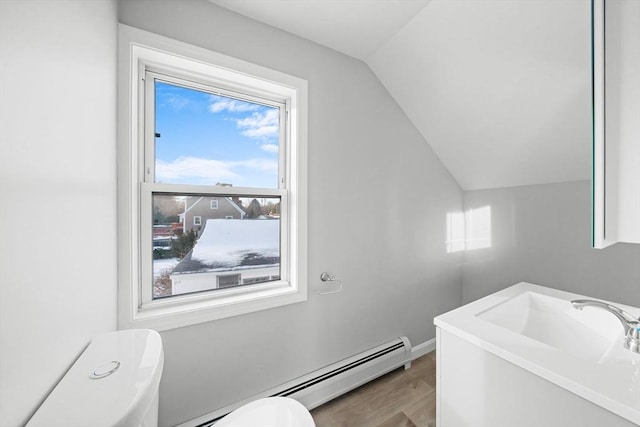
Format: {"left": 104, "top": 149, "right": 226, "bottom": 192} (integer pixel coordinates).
{"left": 193, "top": 216, "right": 202, "bottom": 226}
{"left": 210, "top": 200, "right": 218, "bottom": 210}
{"left": 117, "top": 25, "right": 307, "bottom": 331}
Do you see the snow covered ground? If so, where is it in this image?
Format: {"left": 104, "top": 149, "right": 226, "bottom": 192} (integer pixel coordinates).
{"left": 153, "top": 257, "right": 179, "bottom": 279}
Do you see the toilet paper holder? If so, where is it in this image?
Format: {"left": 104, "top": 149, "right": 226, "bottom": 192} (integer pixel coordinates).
{"left": 318, "top": 272, "right": 343, "bottom": 295}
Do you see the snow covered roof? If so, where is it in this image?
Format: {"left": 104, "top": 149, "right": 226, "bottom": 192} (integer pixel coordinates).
{"left": 177, "top": 219, "right": 279, "bottom": 272}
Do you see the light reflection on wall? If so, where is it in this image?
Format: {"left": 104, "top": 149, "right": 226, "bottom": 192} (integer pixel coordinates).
{"left": 446, "top": 206, "right": 492, "bottom": 253}
{"left": 446, "top": 211, "right": 466, "bottom": 253}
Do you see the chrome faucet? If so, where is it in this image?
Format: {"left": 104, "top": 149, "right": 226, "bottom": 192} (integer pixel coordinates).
{"left": 571, "top": 299, "right": 640, "bottom": 354}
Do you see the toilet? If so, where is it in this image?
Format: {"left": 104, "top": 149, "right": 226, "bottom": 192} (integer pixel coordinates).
{"left": 27, "top": 329, "right": 315, "bottom": 427}
{"left": 27, "top": 329, "right": 164, "bottom": 427}
{"left": 215, "top": 397, "right": 316, "bottom": 427}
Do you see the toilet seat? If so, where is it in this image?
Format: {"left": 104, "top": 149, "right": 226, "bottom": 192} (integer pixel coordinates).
{"left": 214, "top": 397, "right": 315, "bottom": 427}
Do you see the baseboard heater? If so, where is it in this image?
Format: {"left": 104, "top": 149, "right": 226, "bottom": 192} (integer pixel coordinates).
{"left": 185, "top": 336, "right": 412, "bottom": 427}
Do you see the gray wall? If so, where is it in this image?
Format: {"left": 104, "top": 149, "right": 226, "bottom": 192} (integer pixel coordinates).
{"left": 0, "top": 1, "right": 118, "bottom": 426}
{"left": 462, "top": 181, "right": 640, "bottom": 306}
{"left": 7, "top": 2, "right": 632, "bottom": 427}
{"left": 118, "top": 1, "right": 463, "bottom": 425}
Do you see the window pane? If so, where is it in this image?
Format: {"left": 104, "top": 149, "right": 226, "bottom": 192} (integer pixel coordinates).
{"left": 154, "top": 80, "right": 280, "bottom": 188}
{"left": 152, "top": 194, "right": 281, "bottom": 299}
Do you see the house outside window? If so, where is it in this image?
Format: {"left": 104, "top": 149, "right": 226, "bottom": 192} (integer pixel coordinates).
{"left": 117, "top": 25, "right": 308, "bottom": 330}
{"left": 179, "top": 195, "right": 246, "bottom": 235}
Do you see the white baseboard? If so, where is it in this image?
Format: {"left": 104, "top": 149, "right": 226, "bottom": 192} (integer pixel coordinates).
{"left": 177, "top": 337, "right": 436, "bottom": 426}
{"left": 411, "top": 337, "right": 435, "bottom": 360}
{"left": 177, "top": 337, "right": 412, "bottom": 427}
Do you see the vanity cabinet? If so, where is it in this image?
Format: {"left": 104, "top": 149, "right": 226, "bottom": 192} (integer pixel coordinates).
{"left": 592, "top": 0, "right": 640, "bottom": 248}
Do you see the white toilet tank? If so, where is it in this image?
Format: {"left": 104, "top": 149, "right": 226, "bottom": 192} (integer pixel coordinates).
{"left": 27, "top": 329, "right": 164, "bottom": 427}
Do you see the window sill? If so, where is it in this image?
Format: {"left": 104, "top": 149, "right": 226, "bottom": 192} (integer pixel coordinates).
{"left": 120, "top": 281, "right": 306, "bottom": 331}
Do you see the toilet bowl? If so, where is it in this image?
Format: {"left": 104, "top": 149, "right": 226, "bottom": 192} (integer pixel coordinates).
{"left": 215, "top": 397, "right": 316, "bottom": 427}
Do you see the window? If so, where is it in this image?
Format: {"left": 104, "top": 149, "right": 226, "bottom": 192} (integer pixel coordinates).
{"left": 117, "top": 25, "right": 307, "bottom": 330}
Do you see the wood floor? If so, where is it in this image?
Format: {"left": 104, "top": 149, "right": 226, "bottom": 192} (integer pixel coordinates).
{"left": 310, "top": 351, "right": 437, "bottom": 427}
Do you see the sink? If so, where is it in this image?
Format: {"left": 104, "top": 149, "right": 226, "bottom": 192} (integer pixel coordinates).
{"left": 476, "top": 291, "right": 625, "bottom": 363}
{"left": 435, "top": 283, "right": 640, "bottom": 426}
{"left": 435, "top": 282, "right": 640, "bottom": 426}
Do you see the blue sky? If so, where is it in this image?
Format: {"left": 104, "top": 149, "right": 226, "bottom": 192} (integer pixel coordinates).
{"left": 154, "top": 80, "right": 280, "bottom": 188}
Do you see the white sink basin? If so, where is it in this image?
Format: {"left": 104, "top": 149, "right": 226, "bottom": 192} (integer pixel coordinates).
{"left": 476, "top": 291, "right": 625, "bottom": 363}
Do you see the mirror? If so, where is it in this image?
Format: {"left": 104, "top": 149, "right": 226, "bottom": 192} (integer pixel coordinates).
{"left": 591, "top": 0, "right": 640, "bottom": 248}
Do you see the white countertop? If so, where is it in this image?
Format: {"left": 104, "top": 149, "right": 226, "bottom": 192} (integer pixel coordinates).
{"left": 435, "top": 282, "right": 640, "bottom": 425}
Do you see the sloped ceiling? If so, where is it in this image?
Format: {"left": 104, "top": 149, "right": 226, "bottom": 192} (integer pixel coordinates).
{"left": 211, "top": 0, "right": 432, "bottom": 60}
{"left": 210, "top": 0, "right": 592, "bottom": 191}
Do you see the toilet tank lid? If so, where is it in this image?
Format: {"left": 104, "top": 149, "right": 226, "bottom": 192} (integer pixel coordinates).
{"left": 27, "top": 329, "right": 164, "bottom": 427}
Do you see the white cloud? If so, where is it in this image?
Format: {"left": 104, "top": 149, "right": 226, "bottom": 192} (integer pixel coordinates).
{"left": 161, "top": 94, "right": 190, "bottom": 111}
{"left": 155, "top": 156, "right": 278, "bottom": 185}
{"left": 260, "top": 144, "right": 279, "bottom": 153}
{"left": 236, "top": 158, "right": 278, "bottom": 174}
{"left": 208, "top": 96, "right": 280, "bottom": 142}
{"left": 156, "top": 157, "right": 237, "bottom": 184}
{"left": 236, "top": 109, "right": 279, "bottom": 139}
{"left": 209, "top": 96, "right": 260, "bottom": 113}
